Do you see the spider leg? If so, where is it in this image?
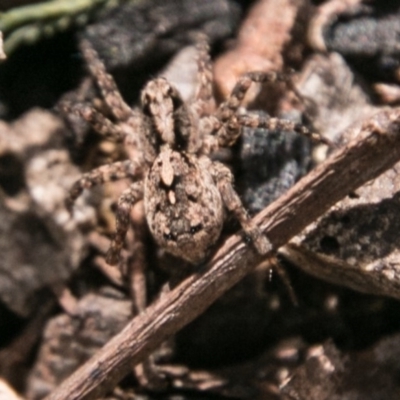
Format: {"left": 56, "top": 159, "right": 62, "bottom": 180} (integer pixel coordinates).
{"left": 257, "top": 257, "right": 298, "bottom": 306}
{"left": 62, "top": 100, "right": 146, "bottom": 152}
{"left": 62, "top": 102, "right": 127, "bottom": 140}
{"left": 65, "top": 159, "right": 142, "bottom": 212}
{"left": 80, "top": 39, "right": 132, "bottom": 121}
{"left": 106, "top": 182, "right": 144, "bottom": 265}
{"left": 211, "top": 162, "right": 272, "bottom": 255}
{"left": 216, "top": 71, "right": 292, "bottom": 146}
{"left": 217, "top": 71, "right": 290, "bottom": 119}
{"left": 238, "top": 113, "right": 332, "bottom": 146}
{"left": 192, "top": 35, "right": 215, "bottom": 117}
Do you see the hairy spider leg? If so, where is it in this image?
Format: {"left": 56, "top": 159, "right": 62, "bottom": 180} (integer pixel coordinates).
{"left": 192, "top": 34, "right": 215, "bottom": 117}
{"left": 216, "top": 71, "right": 292, "bottom": 146}
{"left": 238, "top": 113, "right": 331, "bottom": 145}
{"left": 106, "top": 182, "right": 144, "bottom": 265}
{"left": 80, "top": 39, "right": 133, "bottom": 121}
{"left": 211, "top": 161, "right": 272, "bottom": 255}
{"left": 74, "top": 103, "right": 127, "bottom": 140}
{"left": 65, "top": 159, "right": 142, "bottom": 212}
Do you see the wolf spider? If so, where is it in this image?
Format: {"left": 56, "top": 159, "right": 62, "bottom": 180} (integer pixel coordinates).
{"left": 66, "top": 37, "right": 323, "bottom": 265}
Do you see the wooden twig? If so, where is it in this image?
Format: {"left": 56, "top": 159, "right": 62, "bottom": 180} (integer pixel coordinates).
{"left": 46, "top": 109, "right": 400, "bottom": 400}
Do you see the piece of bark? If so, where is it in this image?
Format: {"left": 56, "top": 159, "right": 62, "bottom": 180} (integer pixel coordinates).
{"left": 295, "top": 52, "right": 378, "bottom": 143}
{"left": 83, "top": 0, "right": 241, "bottom": 70}
{"left": 214, "top": 0, "right": 310, "bottom": 104}
{"left": 308, "top": 0, "right": 363, "bottom": 52}
{"left": 281, "top": 53, "right": 400, "bottom": 299}
{"left": 0, "top": 109, "right": 89, "bottom": 316}
{"left": 27, "top": 291, "right": 132, "bottom": 400}
{"left": 0, "top": 31, "right": 5, "bottom": 60}
{"left": 0, "top": 378, "right": 23, "bottom": 400}
{"left": 238, "top": 111, "right": 311, "bottom": 214}
{"left": 281, "top": 124, "right": 400, "bottom": 299}
{"left": 320, "top": 2, "right": 400, "bottom": 81}
{"left": 374, "top": 83, "right": 400, "bottom": 105}
{"left": 44, "top": 108, "right": 400, "bottom": 400}
{"left": 0, "top": 298, "right": 55, "bottom": 391}
{"left": 281, "top": 334, "right": 400, "bottom": 400}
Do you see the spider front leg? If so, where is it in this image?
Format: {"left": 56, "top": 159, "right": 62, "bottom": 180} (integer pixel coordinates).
{"left": 80, "top": 39, "right": 132, "bottom": 121}
{"left": 106, "top": 182, "right": 144, "bottom": 265}
{"left": 216, "top": 71, "right": 291, "bottom": 146}
{"left": 62, "top": 102, "right": 127, "bottom": 140}
{"left": 65, "top": 159, "right": 142, "bottom": 212}
{"left": 211, "top": 161, "right": 272, "bottom": 255}
{"left": 238, "top": 113, "right": 332, "bottom": 146}
{"left": 192, "top": 35, "right": 215, "bottom": 117}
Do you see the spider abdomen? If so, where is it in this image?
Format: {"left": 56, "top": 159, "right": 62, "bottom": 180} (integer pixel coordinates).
{"left": 144, "top": 150, "right": 224, "bottom": 264}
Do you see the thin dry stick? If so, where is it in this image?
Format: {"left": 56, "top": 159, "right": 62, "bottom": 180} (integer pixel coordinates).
{"left": 46, "top": 109, "right": 400, "bottom": 400}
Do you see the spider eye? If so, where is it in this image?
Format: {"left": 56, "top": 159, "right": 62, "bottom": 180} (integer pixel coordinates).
{"left": 163, "top": 232, "right": 174, "bottom": 241}
{"left": 142, "top": 99, "right": 151, "bottom": 116}
{"left": 171, "top": 93, "right": 183, "bottom": 110}
{"left": 190, "top": 224, "right": 203, "bottom": 234}
{"left": 166, "top": 85, "right": 183, "bottom": 108}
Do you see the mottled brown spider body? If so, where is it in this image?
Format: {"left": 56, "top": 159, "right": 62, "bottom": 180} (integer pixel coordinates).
{"left": 65, "top": 37, "right": 324, "bottom": 265}
{"left": 145, "top": 149, "right": 224, "bottom": 263}
{"left": 141, "top": 77, "right": 226, "bottom": 263}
